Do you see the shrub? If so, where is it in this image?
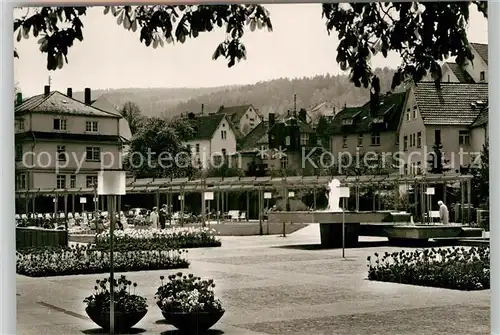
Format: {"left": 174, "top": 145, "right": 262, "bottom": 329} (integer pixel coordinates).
{"left": 155, "top": 272, "right": 223, "bottom": 313}
{"left": 17, "top": 244, "right": 189, "bottom": 277}
{"left": 367, "top": 246, "right": 490, "bottom": 290}
{"left": 84, "top": 275, "right": 147, "bottom": 313}
{"left": 95, "top": 227, "right": 221, "bottom": 250}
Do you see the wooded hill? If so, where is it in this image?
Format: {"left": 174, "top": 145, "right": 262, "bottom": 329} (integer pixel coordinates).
{"left": 73, "top": 67, "right": 397, "bottom": 117}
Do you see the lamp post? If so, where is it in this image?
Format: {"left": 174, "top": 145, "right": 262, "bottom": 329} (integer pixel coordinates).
{"left": 97, "top": 169, "right": 126, "bottom": 335}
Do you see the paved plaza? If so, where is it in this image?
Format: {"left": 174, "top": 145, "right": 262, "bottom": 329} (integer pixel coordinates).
{"left": 17, "top": 225, "right": 490, "bottom": 335}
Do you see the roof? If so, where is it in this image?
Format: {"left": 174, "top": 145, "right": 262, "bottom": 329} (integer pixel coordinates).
{"left": 470, "top": 42, "right": 488, "bottom": 65}
{"left": 15, "top": 91, "right": 120, "bottom": 118}
{"left": 272, "top": 114, "right": 315, "bottom": 133}
{"left": 413, "top": 82, "right": 488, "bottom": 125}
{"left": 216, "top": 105, "right": 254, "bottom": 123}
{"left": 445, "top": 62, "right": 473, "bottom": 83}
{"left": 239, "top": 121, "right": 269, "bottom": 150}
{"left": 91, "top": 97, "right": 132, "bottom": 141}
{"left": 187, "top": 114, "right": 227, "bottom": 140}
{"left": 330, "top": 92, "right": 406, "bottom": 135}
{"left": 472, "top": 107, "right": 488, "bottom": 128}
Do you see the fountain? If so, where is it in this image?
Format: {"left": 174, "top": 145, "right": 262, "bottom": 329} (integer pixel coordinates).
{"left": 267, "top": 178, "right": 481, "bottom": 247}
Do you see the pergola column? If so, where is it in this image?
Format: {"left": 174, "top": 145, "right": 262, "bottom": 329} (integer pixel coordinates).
{"left": 258, "top": 187, "right": 263, "bottom": 235}
{"left": 313, "top": 188, "right": 317, "bottom": 210}
{"left": 460, "top": 180, "right": 465, "bottom": 225}
{"left": 246, "top": 191, "right": 250, "bottom": 221}
{"left": 32, "top": 193, "right": 36, "bottom": 213}
{"left": 201, "top": 190, "right": 206, "bottom": 227}
{"left": 72, "top": 194, "right": 75, "bottom": 214}
{"left": 466, "top": 178, "right": 471, "bottom": 225}
{"left": 216, "top": 189, "right": 220, "bottom": 224}
{"left": 355, "top": 185, "right": 360, "bottom": 212}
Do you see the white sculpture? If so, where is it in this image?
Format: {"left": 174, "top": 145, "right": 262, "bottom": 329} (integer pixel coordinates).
{"left": 326, "top": 178, "right": 342, "bottom": 212}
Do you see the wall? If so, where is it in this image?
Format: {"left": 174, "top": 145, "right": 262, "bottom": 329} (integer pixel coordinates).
{"left": 15, "top": 141, "right": 122, "bottom": 171}
{"left": 186, "top": 139, "right": 211, "bottom": 169}
{"left": 463, "top": 46, "right": 488, "bottom": 83}
{"left": 426, "top": 125, "right": 474, "bottom": 168}
{"left": 210, "top": 116, "right": 238, "bottom": 168}
{"left": 398, "top": 89, "right": 427, "bottom": 173}
{"left": 30, "top": 171, "right": 100, "bottom": 189}
{"left": 29, "top": 113, "right": 119, "bottom": 135}
{"left": 238, "top": 106, "right": 262, "bottom": 135}
{"left": 471, "top": 126, "right": 487, "bottom": 156}
{"left": 330, "top": 131, "right": 398, "bottom": 156}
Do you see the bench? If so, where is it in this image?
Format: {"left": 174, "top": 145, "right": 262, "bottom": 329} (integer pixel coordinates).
{"left": 227, "top": 210, "right": 239, "bottom": 222}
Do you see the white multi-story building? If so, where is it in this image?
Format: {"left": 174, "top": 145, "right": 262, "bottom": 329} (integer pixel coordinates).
{"left": 15, "top": 86, "right": 124, "bottom": 193}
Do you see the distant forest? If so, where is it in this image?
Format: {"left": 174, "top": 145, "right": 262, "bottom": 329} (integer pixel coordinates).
{"left": 72, "top": 67, "right": 398, "bottom": 118}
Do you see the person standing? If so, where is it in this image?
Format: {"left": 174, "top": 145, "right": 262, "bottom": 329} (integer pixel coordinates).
{"left": 159, "top": 204, "right": 167, "bottom": 229}
{"left": 438, "top": 200, "right": 449, "bottom": 225}
{"left": 150, "top": 207, "right": 159, "bottom": 229}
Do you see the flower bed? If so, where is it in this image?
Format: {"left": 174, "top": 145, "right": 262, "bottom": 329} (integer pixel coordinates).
{"left": 94, "top": 227, "right": 221, "bottom": 250}
{"left": 367, "top": 246, "right": 490, "bottom": 290}
{"left": 17, "top": 244, "right": 189, "bottom": 277}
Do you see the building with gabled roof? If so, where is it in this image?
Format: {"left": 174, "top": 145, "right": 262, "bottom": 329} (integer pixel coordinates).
{"left": 397, "top": 82, "right": 488, "bottom": 175}
{"left": 216, "top": 104, "right": 263, "bottom": 136}
{"left": 329, "top": 91, "right": 407, "bottom": 156}
{"left": 183, "top": 113, "right": 238, "bottom": 169}
{"left": 14, "top": 86, "right": 125, "bottom": 213}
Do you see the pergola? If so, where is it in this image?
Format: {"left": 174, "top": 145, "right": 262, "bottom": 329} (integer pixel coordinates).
{"left": 15, "top": 173, "right": 473, "bottom": 225}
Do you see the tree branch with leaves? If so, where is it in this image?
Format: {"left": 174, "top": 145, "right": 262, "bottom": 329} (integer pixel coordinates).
{"left": 13, "top": 5, "right": 272, "bottom": 70}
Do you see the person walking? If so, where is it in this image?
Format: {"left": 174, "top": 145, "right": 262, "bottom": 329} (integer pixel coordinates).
{"left": 150, "top": 207, "right": 159, "bottom": 229}
{"left": 159, "top": 204, "right": 167, "bottom": 229}
{"left": 438, "top": 200, "right": 449, "bottom": 225}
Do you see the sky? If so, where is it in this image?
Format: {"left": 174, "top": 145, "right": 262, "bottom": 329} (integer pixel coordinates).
{"left": 14, "top": 4, "right": 488, "bottom": 97}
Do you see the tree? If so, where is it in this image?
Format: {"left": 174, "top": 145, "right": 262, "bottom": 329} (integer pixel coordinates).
{"left": 120, "top": 101, "right": 144, "bottom": 135}
{"left": 471, "top": 140, "right": 489, "bottom": 207}
{"left": 15, "top": 3, "right": 488, "bottom": 96}
{"left": 124, "top": 116, "right": 195, "bottom": 178}
{"left": 13, "top": 5, "right": 272, "bottom": 70}
{"left": 322, "top": 2, "right": 488, "bottom": 96}
{"left": 315, "top": 116, "right": 330, "bottom": 148}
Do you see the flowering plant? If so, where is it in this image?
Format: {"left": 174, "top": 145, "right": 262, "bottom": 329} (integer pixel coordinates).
{"left": 95, "top": 227, "right": 221, "bottom": 249}
{"left": 367, "top": 246, "right": 490, "bottom": 290}
{"left": 155, "top": 272, "right": 223, "bottom": 313}
{"left": 83, "top": 275, "right": 148, "bottom": 313}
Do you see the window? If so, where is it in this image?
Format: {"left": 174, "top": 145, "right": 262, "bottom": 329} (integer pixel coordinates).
{"left": 186, "top": 144, "right": 191, "bottom": 154}
{"left": 395, "top": 133, "right": 399, "bottom": 146}
{"left": 70, "top": 175, "right": 76, "bottom": 188}
{"left": 480, "top": 71, "right": 485, "bottom": 81}
{"left": 195, "top": 143, "right": 200, "bottom": 153}
{"left": 459, "top": 130, "right": 470, "bottom": 146}
{"left": 404, "top": 163, "right": 408, "bottom": 175}
{"left": 221, "top": 130, "right": 227, "bottom": 139}
{"left": 57, "top": 145, "right": 66, "bottom": 161}
{"left": 280, "top": 156, "right": 288, "bottom": 169}
{"left": 410, "top": 134, "right": 415, "bottom": 147}
{"left": 403, "top": 136, "right": 408, "bottom": 151}
{"left": 406, "top": 108, "right": 411, "bottom": 121}
{"left": 357, "top": 134, "right": 363, "bottom": 147}
{"left": 85, "top": 121, "right": 98, "bottom": 132}
{"left": 86, "top": 175, "right": 98, "bottom": 188}
{"left": 56, "top": 175, "right": 66, "bottom": 189}
{"left": 417, "top": 132, "right": 422, "bottom": 148}
{"left": 300, "top": 133, "right": 309, "bottom": 146}
{"left": 16, "top": 173, "right": 26, "bottom": 189}
{"left": 15, "top": 144, "right": 23, "bottom": 161}
{"left": 53, "top": 118, "right": 67, "bottom": 131}
{"left": 342, "top": 135, "right": 347, "bottom": 148}
{"left": 412, "top": 106, "right": 417, "bottom": 119}
{"left": 17, "top": 118, "right": 24, "bottom": 131}
{"left": 222, "top": 148, "right": 227, "bottom": 156}
{"left": 370, "top": 132, "right": 380, "bottom": 146}
{"left": 86, "top": 147, "right": 100, "bottom": 161}
{"left": 285, "top": 136, "right": 291, "bottom": 146}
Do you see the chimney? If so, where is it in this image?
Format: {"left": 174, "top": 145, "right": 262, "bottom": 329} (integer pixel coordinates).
{"left": 298, "top": 108, "right": 307, "bottom": 123}
{"left": 269, "top": 113, "right": 275, "bottom": 127}
{"left": 201, "top": 104, "right": 204, "bottom": 115}
{"left": 16, "top": 92, "right": 22, "bottom": 106}
{"left": 44, "top": 85, "right": 50, "bottom": 96}
{"left": 84, "top": 87, "right": 91, "bottom": 105}
{"left": 66, "top": 88, "right": 72, "bottom": 98}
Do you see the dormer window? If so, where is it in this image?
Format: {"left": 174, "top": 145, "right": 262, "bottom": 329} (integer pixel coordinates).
{"left": 86, "top": 121, "right": 98, "bottom": 132}
{"left": 53, "top": 118, "right": 67, "bottom": 131}
{"left": 342, "top": 118, "right": 353, "bottom": 125}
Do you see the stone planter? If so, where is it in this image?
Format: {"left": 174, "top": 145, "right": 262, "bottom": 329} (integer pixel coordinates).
{"left": 161, "top": 309, "right": 225, "bottom": 333}
{"left": 85, "top": 307, "right": 147, "bottom": 332}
